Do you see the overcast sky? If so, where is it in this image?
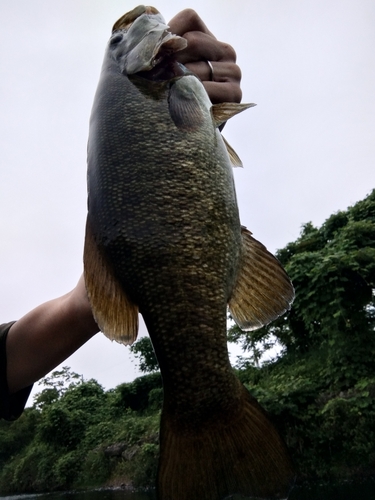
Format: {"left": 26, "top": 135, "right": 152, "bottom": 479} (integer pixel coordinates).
{"left": 1, "top": 0, "right": 374, "bottom": 401}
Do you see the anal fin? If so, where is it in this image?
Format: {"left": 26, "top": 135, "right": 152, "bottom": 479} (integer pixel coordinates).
{"left": 229, "top": 227, "right": 295, "bottom": 331}
{"left": 83, "top": 217, "right": 139, "bottom": 345}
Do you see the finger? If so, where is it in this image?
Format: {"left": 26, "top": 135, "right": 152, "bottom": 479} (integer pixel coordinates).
{"left": 168, "top": 9, "right": 215, "bottom": 38}
{"left": 184, "top": 61, "right": 242, "bottom": 103}
{"left": 202, "top": 82, "right": 242, "bottom": 104}
{"left": 185, "top": 61, "right": 241, "bottom": 86}
{"left": 175, "top": 31, "right": 236, "bottom": 65}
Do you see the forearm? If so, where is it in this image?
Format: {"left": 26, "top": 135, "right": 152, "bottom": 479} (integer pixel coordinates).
{"left": 6, "top": 276, "right": 99, "bottom": 394}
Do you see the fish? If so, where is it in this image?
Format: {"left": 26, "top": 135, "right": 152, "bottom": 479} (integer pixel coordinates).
{"left": 84, "top": 5, "right": 295, "bottom": 500}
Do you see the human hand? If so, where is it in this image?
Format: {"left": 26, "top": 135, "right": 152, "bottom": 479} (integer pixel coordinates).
{"left": 168, "top": 9, "right": 242, "bottom": 104}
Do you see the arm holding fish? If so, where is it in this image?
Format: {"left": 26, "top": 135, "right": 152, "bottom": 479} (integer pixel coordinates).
{"left": 168, "top": 9, "right": 242, "bottom": 104}
{"left": 1, "top": 276, "right": 99, "bottom": 419}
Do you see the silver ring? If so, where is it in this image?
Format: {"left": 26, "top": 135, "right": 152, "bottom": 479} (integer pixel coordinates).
{"left": 206, "top": 60, "right": 214, "bottom": 81}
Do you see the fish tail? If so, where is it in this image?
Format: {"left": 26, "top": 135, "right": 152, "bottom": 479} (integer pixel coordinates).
{"left": 157, "top": 384, "right": 294, "bottom": 500}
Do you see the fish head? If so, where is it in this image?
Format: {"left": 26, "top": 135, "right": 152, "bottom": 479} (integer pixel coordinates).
{"left": 109, "top": 5, "right": 187, "bottom": 78}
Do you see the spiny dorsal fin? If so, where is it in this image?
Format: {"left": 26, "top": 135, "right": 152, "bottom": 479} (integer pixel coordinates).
{"left": 84, "top": 217, "right": 139, "bottom": 345}
{"left": 222, "top": 135, "right": 243, "bottom": 167}
{"left": 229, "top": 226, "right": 295, "bottom": 331}
{"left": 212, "top": 102, "right": 256, "bottom": 128}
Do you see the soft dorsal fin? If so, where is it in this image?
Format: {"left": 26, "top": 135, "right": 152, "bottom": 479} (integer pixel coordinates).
{"left": 229, "top": 227, "right": 295, "bottom": 331}
{"left": 212, "top": 102, "right": 256, "bottom": 128}
{"left": 222, "top": 135, "right": 243, "bottom": 167}
{"left": 84, "top": 217, "right": 139, "bottom": 345}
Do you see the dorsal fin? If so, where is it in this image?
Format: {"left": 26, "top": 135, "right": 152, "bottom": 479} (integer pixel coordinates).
{"left": 212, "top": 102, "right": 256, "bottom": 128}
{"left": 222, "top": 135, "right": 244, "bottom": 168}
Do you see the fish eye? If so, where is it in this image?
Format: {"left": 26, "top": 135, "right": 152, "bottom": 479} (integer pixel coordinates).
{"left": 110, "top": 34, "right": 123, "bottom": 46}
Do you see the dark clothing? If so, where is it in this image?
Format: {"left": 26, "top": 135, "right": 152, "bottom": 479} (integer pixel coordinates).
{"left": 0, "top": 322, "right": 33, "bottom": 420}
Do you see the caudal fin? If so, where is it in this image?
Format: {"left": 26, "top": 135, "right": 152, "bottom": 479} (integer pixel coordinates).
{"left": 157, "top": 385, "right": 294, "bottom": 500}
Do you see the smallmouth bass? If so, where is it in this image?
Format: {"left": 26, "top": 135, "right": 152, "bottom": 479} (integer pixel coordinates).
{"left": 84, "top": 6, "right": 295, "bottom": 499}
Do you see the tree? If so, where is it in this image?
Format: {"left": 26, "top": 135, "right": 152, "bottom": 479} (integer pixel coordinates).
{"left": 33, "top": 366, "right": 83, "bottom": 410}
{"left": 130, "top": 336, "right": 159, "bottom": 373}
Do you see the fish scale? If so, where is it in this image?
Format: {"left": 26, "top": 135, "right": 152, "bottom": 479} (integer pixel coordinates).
{"left": 84, "top": 6, "right": 295, "bottom": 499}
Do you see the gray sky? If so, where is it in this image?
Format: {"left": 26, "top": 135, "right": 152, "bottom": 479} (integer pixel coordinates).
{"left": 1, "top": 0, "right": 374, "bottom": 400}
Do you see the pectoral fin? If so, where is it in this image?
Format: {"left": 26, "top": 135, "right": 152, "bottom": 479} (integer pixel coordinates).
{"left": 168, "top": 81, "right": 204, "bottom": 131}
{"left": 229, "top": 227, "right": 295, "bottom": 330}
{"left": 83, "top": 217, "right": 139, "bottom": 345}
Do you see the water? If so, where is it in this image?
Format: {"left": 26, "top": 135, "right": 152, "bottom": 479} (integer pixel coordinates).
{"left": 288, "top": 479, "right": 375, "bottom": 500}
{"left": 0, "top": 493, "right": 154, "bottom": 500}
{"left": 1, "top": 480, "right": 375, "bottom": 500}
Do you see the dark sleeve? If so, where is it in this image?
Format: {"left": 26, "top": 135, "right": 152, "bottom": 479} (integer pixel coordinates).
{"left": 0, "top": 322, "right": 33, "bottom": 421}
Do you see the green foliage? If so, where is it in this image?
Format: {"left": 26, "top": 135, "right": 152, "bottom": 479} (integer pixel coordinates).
{"left": 0, "top": 407, "right": 39, "bottom": 466}
{"left": 238, "top": 351, "right": 375, "bottom": 479}
{"left": 0, "top": 368, "right": 162, "bottom": 494}
{"left": 79, "top": 448, "right": 113, "bottom": 488}
{"left": 37, "top": 378, "right": 108, "bottom": 450}
{"left": 1, "top": 443, "right": 57, "bottom": 493}
{"left": 130, "top": 441, "right": 159, "bottom": 487}
{"left": 112, "top": 373, "right": 162, "bottom": 413}
{"left": 38, "top": 405, "right": 86, "bottom": 449}
{"left": 129, "top": 336, "right": 159, "bottom": 373}
{"left": 53, "top": 450, "right": 83, "bottom": 489}
{"left": 33, "top": 366, "right": 83, "bottom": 410}
{"left": 228, "top": 321, "right": 282, "bottom": 368}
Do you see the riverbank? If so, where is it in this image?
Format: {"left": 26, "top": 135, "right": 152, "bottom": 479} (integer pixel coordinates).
{"left": 1, "top": 478, "right": 375, "bottom": 500}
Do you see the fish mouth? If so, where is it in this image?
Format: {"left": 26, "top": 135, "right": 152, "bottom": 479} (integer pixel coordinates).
{"left": 111, "top": 6, "right": 187, "bottom": 77}
{"left": 136, "top": 57, "right": 187, "bottom": 82}
{"left": 135, "top": 35, "right": 187, "bottom": 81}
